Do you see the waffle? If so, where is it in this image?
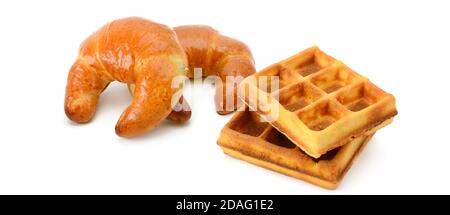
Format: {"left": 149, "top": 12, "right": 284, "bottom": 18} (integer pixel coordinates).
{"left": 238, "top": 46, "right": 397, "bottom": 158}
{"left": 217, "top": 108, "right": 392, "bottom": 189}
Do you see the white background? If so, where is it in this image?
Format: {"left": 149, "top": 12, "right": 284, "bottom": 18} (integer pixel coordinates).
{"left": 0, "top": 0, "right": 449, "bottom": 194}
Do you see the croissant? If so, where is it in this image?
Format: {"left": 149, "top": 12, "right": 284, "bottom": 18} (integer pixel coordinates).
{"left": 65, "top": 17, "right": 256, "bottom": 137}
{"left": 64, "top": 17, "right": 190, "bottom": 137}
{"left": 174, "top": 25, "right": 256, "bottom": 114}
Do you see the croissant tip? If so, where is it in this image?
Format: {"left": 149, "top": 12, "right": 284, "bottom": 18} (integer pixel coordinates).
{"left": 64, "top": 106, "right": 93, "bottom": 123}
{"left": 115, "top": 122, "right": 131, "bottom": 137}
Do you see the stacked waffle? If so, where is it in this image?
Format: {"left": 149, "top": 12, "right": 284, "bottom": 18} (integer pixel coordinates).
{"left": 217, "top": 47, "right": 397, "bottom": 189}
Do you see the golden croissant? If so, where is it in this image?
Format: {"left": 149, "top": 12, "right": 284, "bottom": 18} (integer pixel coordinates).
{"left": 64, "top": 17, "right": 255, "bottom": 137}
{"left": 174, "top": 25, "right": 255, "bottom": 114}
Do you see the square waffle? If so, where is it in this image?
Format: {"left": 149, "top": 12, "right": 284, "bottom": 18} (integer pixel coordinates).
{"left": 238, "top": 46, "right": 397, "bottom": 158}
{"left": 217, "top": 108, "right": 392, "bottom": 189}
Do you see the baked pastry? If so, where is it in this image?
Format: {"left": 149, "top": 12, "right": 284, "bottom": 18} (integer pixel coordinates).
{"left": 217, "top": 107, "right": 392, "bottom": 189}
{"left": 64, "top": 17, "right": 189, "bottom": 137}
{"left": 238, "top": 46, "right": 397, "bottom": 158}
{"left": 174, "top": 25, "right": 256, "bottom": 114}
{"left": 65, "top": 18, "right": 256, "bottom": 137}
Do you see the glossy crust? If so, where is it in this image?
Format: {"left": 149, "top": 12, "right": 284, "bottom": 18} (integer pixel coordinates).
{"left": 175, "top": 25, "right": 256, "bottom": 114}
{"left": 65, "top": 18, "right": 256, "bottom": 137}
{"left": 64, "top": 17, "right": 188, "bottom": 137}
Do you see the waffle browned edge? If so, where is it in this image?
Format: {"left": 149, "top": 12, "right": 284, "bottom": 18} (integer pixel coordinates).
{"left": 271, "top": 109, "right": 397, "bottom": 157}
{"left": 220, "top": 137, "right": 371, "bottom": 190}
{"left": 217, "top": 110, "right": 393, "bottom": 189}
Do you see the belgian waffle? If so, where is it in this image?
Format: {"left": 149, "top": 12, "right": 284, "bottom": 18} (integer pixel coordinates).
{"left": 217, "top": 108, "right": 392, "bottom": 189}
{"left": 238, "top": 46, "right": 397, "bottom": 158}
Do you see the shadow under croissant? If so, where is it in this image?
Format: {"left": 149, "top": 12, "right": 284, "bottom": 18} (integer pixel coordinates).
{"left": 116, "top": 120, "right": 192, "bottom": 143}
